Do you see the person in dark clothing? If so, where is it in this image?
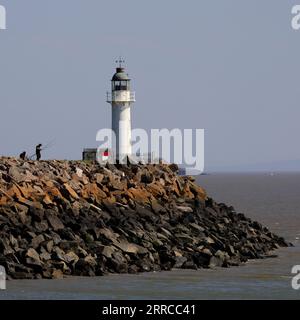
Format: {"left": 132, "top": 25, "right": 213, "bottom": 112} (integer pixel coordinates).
{"left": 36, "top": 144, "right": 42, "bottom": 161}
{"left": 19, "top": 151, "right": 26, "bottom": 160}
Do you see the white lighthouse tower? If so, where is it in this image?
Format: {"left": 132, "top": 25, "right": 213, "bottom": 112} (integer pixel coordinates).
{"left": 106, "top": 59, "right": 135, "bottom": 162}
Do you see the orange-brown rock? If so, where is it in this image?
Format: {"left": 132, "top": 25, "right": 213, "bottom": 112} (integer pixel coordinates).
{"left": 146, "top": 182, "right": 167, "bottom": 198}
{"left": 6, "top": 184, "right": 23, "bottom": 200}
{"left": 45, "top": 186, "right": 63, "bottom": 200}
{"left": 0, "top": 196, "right": 8, "bottom": 205}
{"left": 188, "top": 181, "right": 207, "bottom": 200}
{"left": 81, "top": 183, "right": 107, "bottom": 203}
{"left": 127, "top": 187, "right": 152, "bottom": 204}
{"left": 43, "top": 194, "right": 53, "bottom": 206}
{"left": 63, "top": 183, "right": 79, "bottom": 200}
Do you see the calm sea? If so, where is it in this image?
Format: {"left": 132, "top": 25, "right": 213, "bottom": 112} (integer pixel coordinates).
{"left": 0, "top": 173, "right": 299, "bottom": 300}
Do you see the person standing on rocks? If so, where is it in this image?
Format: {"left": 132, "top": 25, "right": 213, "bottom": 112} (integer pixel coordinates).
{"left": 19, "top": 151, "right": 27, "bottom": 160}
{"left": 36, "top": 144, "right": 42, "bottom": 161}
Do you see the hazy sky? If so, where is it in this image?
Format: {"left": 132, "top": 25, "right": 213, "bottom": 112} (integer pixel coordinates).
{"left": 0, "top": 0, "right": 299, "bottom": 171}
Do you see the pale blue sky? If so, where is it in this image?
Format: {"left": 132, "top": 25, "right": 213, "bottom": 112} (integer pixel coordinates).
{"left": 0, "top": 0, "right": 299, "bottom": 171}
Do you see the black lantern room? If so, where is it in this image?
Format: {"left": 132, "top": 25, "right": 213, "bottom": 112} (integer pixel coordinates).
{"left": 111, "top": 67, "right": 131, "bottom": 91}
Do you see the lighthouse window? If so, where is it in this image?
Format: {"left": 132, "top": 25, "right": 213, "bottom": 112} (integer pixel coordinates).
{"left": 121, "top": 81, "right": 128, "bottom": 89}
{"left": 112, "top": 81, "right": 120, "bottom": 90}
{"left": 113, "top": 80, "right": 129, "bottom": 91}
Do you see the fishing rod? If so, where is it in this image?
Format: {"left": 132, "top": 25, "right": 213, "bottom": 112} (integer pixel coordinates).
{"left": 27, "top": 139, "right": 56, "bottom": 160}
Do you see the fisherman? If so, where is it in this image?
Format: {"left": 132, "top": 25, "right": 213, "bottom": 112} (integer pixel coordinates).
{"left": 36, "top": 144, "right": 42, "bottom": 161}
{"left": 19, "top": 151, "right": 26, "bottom": 160}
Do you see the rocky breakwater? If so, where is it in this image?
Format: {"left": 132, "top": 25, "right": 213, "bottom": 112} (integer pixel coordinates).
{"left": 0, "top": 157, "right": 289, "bottom": 279}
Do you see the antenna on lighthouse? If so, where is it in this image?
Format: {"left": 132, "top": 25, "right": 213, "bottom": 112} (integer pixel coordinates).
{"left": 115, "top": 56, "right": 125, "bottom": 68}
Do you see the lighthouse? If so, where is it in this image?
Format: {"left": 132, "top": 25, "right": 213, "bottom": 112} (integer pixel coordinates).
{"left": 106, "top": 59, "right": 135, "bottom": 162}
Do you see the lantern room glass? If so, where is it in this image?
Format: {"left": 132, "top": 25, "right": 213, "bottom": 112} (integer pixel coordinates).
{"left": 112, "top": 80, "right": 130, "bottom": 91}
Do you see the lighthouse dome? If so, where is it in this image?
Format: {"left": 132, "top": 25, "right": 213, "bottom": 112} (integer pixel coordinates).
{"left": 112, "top": 67, "right": 130, "bottom": 81}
